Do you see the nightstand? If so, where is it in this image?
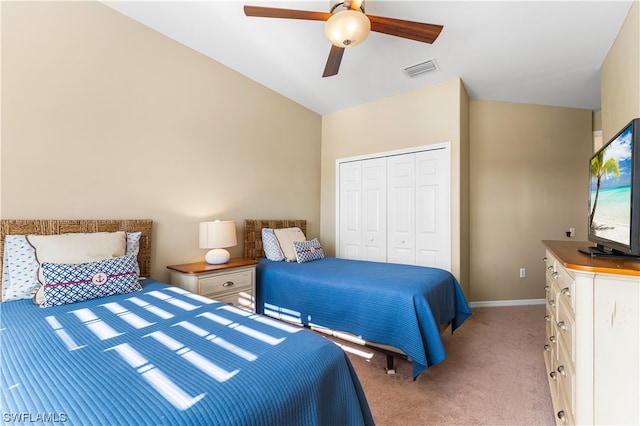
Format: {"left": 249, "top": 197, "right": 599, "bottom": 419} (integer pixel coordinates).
{"left": 167, "top": 258, "right": 259, "bottom": 311}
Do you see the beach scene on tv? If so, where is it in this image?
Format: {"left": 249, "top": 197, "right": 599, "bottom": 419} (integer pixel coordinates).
{"left": 589, "top": 125, "right": 633, "bottom": 246}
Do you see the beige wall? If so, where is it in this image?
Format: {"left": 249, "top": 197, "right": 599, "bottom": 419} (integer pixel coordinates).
{"left": 320, "top": 78, "right": 470, "bottom": 295}
{"left": 2, "top": 1, "right": 637, "bottom": 304}
{"left": 601, "top": 1, "right": 640, "bottom": 139}
{"left": 0, "top": 1, "right": 322, "bottom": 282}
{"left": 469, "top": 101, "right": 592, "bottom": 302}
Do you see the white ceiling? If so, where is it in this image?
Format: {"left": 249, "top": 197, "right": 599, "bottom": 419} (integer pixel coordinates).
{"left": 105, "top": 1, "right": 634, "bottom": 115}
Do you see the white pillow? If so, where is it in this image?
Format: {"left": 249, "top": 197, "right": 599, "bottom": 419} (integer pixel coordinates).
{"left": 27, "top": 231, "right": 127, "bottom": 285}
{"left": 274, "top": 228, "right": 306, "bottom": 262}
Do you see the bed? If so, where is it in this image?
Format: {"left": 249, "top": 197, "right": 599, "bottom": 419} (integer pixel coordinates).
{"left": 244, "top": 219, "right": 472, "bottom": 380}
{"left": 0, "top": 219, "right": 374, "bottom": 426}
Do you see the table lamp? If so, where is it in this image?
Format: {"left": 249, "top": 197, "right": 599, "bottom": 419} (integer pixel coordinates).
{"left": 199, "top": 220, "right": 237, "bottom": 264}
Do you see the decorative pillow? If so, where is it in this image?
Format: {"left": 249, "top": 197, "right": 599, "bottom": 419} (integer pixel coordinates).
{"left": 27, "top": 231, "right": 127, "bottom": 285}
{"left": 1, "top": 232, "right": 142, "bottom": 303}
{"left": 262, "top": 228, "right": 287, "bottom": 261}
{"left": 1, "top": 235, "right": 40, "bottom": 301}
{"left": 293, "top": 238, "right": 325, "bottom": 263}
{"left": 38, "top": 254, "right": 140, "bottom": 307}
{"left": 126, "top": 232, "right": 142, "bottom": 276}
{"left": 274, "top": 228, "right": 307, "bottom": 262}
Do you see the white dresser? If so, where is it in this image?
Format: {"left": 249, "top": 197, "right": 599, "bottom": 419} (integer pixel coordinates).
{"left": 543, "top": 240, "right": 640, "bottom": 425}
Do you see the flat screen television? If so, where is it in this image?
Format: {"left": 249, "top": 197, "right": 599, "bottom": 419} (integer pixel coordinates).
{"left": 581, "top": 118, "right": 640, "bottom": 258}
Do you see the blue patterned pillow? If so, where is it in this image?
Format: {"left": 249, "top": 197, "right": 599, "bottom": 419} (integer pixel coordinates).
{"left": 293, "top": 238, "right": 325, "bottom": 263}
{"left": 39, "top": 254, "right": 140, "bottom": 307}
{"left": 262, "top": 228, "right": 285, "bottom": 261}
{"left": 2, "top": 235, "right": 40, "bottom": 301}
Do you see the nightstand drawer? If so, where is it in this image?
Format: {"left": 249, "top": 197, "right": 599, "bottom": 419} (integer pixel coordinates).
{"left": 216, "top": 290, "right": 254, "bottom": 310}
{"left": 167, "top": 258, "right": 258, "bottom": 313}
{"left": 199, "top": 269, "right": 252, "bottom": 297}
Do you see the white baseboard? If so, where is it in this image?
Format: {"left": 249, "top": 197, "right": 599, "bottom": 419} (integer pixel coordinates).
{"left": 469, "top": 298, "right": 545, "bottom": 308}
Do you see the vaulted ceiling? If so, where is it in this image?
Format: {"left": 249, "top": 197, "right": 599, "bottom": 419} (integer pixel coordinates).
{"left": 105, "top": 1, "right": 634, "bottom": 115}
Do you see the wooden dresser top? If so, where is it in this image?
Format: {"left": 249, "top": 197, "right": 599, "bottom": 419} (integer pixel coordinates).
{"left": 543, "top": 240, "right": 640, "bottom": 276}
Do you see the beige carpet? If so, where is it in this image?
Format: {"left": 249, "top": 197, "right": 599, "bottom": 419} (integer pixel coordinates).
{"left": 336, "top": 305, "right": 556, "bottom": 425}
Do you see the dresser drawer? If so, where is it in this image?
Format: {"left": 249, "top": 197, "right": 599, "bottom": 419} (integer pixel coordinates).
{"left": 556, "top": 297, "right": 575, "bottom": 364}
{"left": 200, "top": 269, "right": 252, "bottom": 296}
{"left": 555, "top": 266, "right": 575, "bottom": 314}
{"left": 557, "top": 340, "right": 575, "bottom": 423}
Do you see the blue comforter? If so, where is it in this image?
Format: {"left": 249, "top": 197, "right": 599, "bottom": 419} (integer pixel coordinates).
{"left": 1, "top": 280, "right": 374, "bottom": 426}
{"left": 256, "top": 257, "right": 472, "bottom": 379}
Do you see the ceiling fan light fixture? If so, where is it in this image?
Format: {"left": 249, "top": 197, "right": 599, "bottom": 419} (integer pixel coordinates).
{"left": 325, "top": 10, "right": 370, "bottom": 48}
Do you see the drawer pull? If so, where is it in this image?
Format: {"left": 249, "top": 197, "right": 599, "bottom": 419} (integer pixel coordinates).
{"left": 549, "top": 335, "right": 556, "bottom": 343}
{"left": 543, "top": 257, "right": 548, "bottom": 262}
{"left": 557, "top": 321, "right": 567, "bottom": 331}
{"left": 549, "top": 299, "right": 556, "bottom": 307}
{"left": 557, "top": 410, "right": 567, "bottom": 424}
{"left": 561, "top": 287, "right": 571, "bottom": 296}
{"left": 549, "top": 371, "right": 557, "bottom": 380}
{"left": 547, "top": 266, "right": 554, "bottom": 272}
{"left": 551, "top": 272, "right": 559, "bottom": 279}
{"left": 222, "top": 281, "right": 235, "bottom": 287}
{"left": 544, "top": 315, "right": 551, "bottom": 322}
{"left": 544, "top": 344, "right": 551, "bottom": 352}
{"left": 544, "top": 285, "right": 550, "bottom": 291}
{"left": 557, "top": 365, "right": 566, "bottom": 376}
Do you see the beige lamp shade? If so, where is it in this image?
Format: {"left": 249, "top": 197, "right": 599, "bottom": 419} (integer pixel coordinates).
{"left": 199, "top": 220, "right": 237, "bottom": 264}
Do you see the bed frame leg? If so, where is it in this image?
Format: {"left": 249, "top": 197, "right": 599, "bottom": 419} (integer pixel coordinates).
{"left": 385, "top": 355, "right": 396, "bottom": 374}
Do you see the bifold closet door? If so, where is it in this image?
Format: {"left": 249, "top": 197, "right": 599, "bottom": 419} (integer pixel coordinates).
{"left": 338, "top": 158, "right": 387, "bottom": 261}
{"left": 387, "top": 149, "right": 450, "bottom": 270}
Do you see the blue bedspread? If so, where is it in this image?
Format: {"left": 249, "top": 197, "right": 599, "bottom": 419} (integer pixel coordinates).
{"left": 1, "top": 280, "right": 374, "bottom": 426}
{"left": 256, "top": 257, "right": 472, "bottom": 379}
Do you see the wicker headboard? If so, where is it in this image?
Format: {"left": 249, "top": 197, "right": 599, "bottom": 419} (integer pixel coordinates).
{"left": 243, "top": 219, "right": 307, "bottom": 260}
{"left": 0, "top": 219, "right": 153, "bottom": 298}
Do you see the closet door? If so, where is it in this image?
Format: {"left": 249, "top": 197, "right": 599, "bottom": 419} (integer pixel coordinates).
{"left": 387, "top": 154, "right": 416, "bottom": 265}
{"left": 415, "top": 148, "right": 450, "bottom": 270}
{"left": 338, "top": 158, "right": 386, "bottom": 261}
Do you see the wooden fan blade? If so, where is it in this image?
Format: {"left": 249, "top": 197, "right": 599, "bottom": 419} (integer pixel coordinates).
{"left": 368, "top": 15, "right": 443, "bottom": 44}
{"left": 322, "top": 45, "right": 345, "bottom": 78}
{"left": 244, "top": 5, "right": 331, "bottom": 21}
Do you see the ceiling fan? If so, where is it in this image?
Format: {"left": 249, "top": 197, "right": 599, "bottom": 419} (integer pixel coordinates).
{"left": 244, "top": 1, "right": 443, "bottom": 78}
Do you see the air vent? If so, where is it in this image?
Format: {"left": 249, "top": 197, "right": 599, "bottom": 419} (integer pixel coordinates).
{"left": 403, "top": 58, "right": 438, "bottom": 78}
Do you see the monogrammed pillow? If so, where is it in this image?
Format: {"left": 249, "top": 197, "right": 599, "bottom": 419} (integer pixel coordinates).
{"left": 38, "top": 254, "right": 140, "bottom": 307}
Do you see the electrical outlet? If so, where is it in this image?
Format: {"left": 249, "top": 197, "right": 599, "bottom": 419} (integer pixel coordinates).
{"left": 570, "top": 227, "right": 575, "bottom": 237}
{"left": 519, "top": 268, "right": 526, "bottom": 278}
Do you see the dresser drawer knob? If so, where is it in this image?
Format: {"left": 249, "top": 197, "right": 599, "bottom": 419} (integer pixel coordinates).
{"left": 551, "top": 272, "right": 559, "bottom": 279}
{"left": 549, "top": 299, "right": 556, "bottom": 307}
{"left": 549, "top": 335, "right": 556, "bottom": 343}
{"left": 557, "top": 365, "right": 566, "bottom": 376}
{"left": 547, "top": 266, "right": 554, "bottom": 272}
{"left": 557, "top": 321, "right": 567, "bottom": 331}
{"left": 560, "top": 287, "right": 571, "bottom": 296}
{"left": 222, "top": 281, "right": 235, "bottom": 287}
{"left": 549, "top": 371, "right": 557, "bottom": 380}
{"left": 544, "top": 344, "right": 551, "bottom": 352}
{"left": 557, "top": 410, "right": 567, "bottom": 423}
{"left": 543, "top": 257, "right": 548, "bottom": 262}
{"left": 544, "top": 315, "right": 551, "bottom": 322}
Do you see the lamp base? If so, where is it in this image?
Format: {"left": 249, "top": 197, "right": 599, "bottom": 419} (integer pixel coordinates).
{"left": 205, "top": 248, "right": 230, "bottom": 264}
